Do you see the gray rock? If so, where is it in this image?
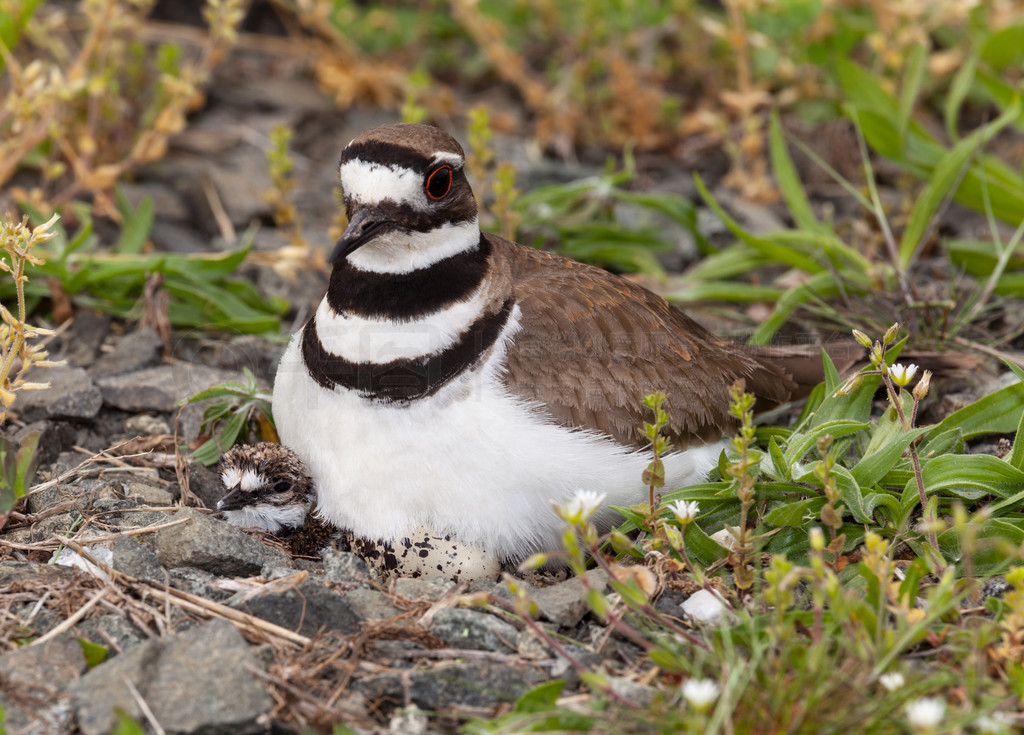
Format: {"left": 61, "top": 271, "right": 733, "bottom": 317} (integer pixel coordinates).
{"left": 239, "top": 578, "right": 363, "bottom": 636}
{"left": 186, "top": 461, "right": 226, "bottom": 509}
{"left": 71, "top": 618, "right": 273, "bottom": 735}
{"left": 111, "top": 534, "right": 166, "bottom": 582}
{"left": 75, "top": 613, "right": 147, "bottom": 656}
{"left": 148, "top": 508, "right": 291, "bottom": 576}
{"left": 393, "top": 576, "right": 453, "bottom": 602}
{"left": 13, "top": 419, "right": 78, "bottom": 469}
{"left": 352, "top": 661, "right": 548, "bottom": 712}
{"left": 531, "top": 569, "right": 609, "bottom": 628}
{"left": 207, "top": 335, "right": 286, "bottom": 382}
{"left": 88, "top": 326, "right": 163, "bottom": 379}
{"left": 0, "top": 635, "right": 87, "bottom": 733}
{"left": 430, "top": 608, "right": 518, "bottom": 653}
{"left": 0, "top": 559, "right": 81, "bottom": 588}
{"left": 150, "top": 218, "right": 212, "bottom": 254}
{"left": 342, "top": 587, "right": 403, "bottom": 621}
{"left": 124, "top": 412, "right": 171, "bottom": 436}
{"left": 57, "top": 310, "right": 111, "bottom": 368}
{"left": 167, "top": 566, "right": 235, "bottom": 603}
{"left": 323, "top": 548, "right": 374, "bottom": 586}
{"left": 119, "top": 180, "right": 192, "bottom": 221}
{"left": 607, "top": 677, "right": 661, "bottom": 708}
{"left": 15, "top": 365, "right": 102, "bottom": 421}
{"left": 202, "top": 148, "right": 276, "bottom": 230}
{"left": 124, "top": 478, "right": 176, "bottom": 505}
{"left": 95, "top": 363, "right": 240, "bottom": 412}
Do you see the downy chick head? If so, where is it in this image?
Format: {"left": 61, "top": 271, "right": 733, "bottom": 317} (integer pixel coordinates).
{"left": 217, "top": 442, "right": 313, "bottom": 533}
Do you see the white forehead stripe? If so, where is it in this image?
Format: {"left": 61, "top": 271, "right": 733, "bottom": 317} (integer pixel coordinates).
{"left": 240, "top": 469, "right": 263, "bottom": 493}
{"left": 340, "top": 160, "right": 426, "bottom": 210}
{"left": 221, "top": 466, "right": 241, "bottom": 490}
{"left": 431, "top": 151, "right": 464, "bottom": 167}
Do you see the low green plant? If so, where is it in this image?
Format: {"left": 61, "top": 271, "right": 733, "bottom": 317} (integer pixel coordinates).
{"left": 0, "top": 213, "right": 62, "bottom": 420}
{"left": 514, "top": 153, "right": 706, "bottom": 277}
{"left": 0, "top": 0, "right": 244, "bottom": 212}
{"left": 14, "top": 199, "right": 286, "bottom": 334}
{"left": 475, "top": 325, "right": 1024, "bottom": 733}
{"left": 182, "top": 367, "right": 277, "bottom": 465}
{"left": 0, "top": 430, "right": 40, "bottom": 533}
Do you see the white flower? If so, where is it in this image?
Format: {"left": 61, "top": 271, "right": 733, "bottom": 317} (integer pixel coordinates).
{"left": 668, "top": 499, "right": 701, "bottom": 524}
{"left": 681, "top": 678, "right": 720, "bottom": 712}
{"left": 555, "top": 490, "right": 606, "bottom": 524}
{"left": 878, "top": 672, "right": 904, "bottom": 691}
{"left": 905, "top": 697, "right": 946, "bottom": 733}
{"left": 975, "top": 712, "right": 1011, "bottom": 734}
{"left": 888, "top": 363, "right": 919, "bottom": 387}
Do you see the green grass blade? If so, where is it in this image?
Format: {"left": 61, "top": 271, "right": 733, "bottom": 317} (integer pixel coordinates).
{"left": 898, "top": 44, "right": 927, "bottom": 144}
{"left": 898, "top": 100, "right": 1021, "bottom": 269}
{"left": 944, "top": 52, "right": 978, "bottom": 141}
{"left": 769, "top": 112, "right": 821, "bottom": 234}
{"left": 695, "top": 173, "right": 824, "bottom": 274}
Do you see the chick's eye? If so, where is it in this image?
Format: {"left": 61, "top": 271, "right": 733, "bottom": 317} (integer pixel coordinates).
{"left": 425, "top": 165, "right": 453, "bottom": 200}
{"left": 273, "top": 481, "right": 291, "bottom": 493}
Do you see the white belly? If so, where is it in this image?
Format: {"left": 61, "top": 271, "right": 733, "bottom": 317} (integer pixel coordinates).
{"left": 272, "top": 333, "right": 722, "bottom": 560}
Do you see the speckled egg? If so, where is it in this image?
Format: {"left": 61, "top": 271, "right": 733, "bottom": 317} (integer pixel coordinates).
{"left": 347, "top": 526, "right": 501, "bottom": 582}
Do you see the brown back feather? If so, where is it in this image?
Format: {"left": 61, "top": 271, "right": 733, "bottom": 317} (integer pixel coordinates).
{"left": 492, "top": 235, "right": 795, "bottom": 449}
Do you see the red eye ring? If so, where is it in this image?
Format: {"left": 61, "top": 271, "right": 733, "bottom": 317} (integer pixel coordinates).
{"left": 425, "top": 165, "right": 453, "bottom": 200}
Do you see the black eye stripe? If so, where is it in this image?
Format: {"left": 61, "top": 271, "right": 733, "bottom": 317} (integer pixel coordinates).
{"left": 426, "top": 165, "right": 453, "bottom": 200}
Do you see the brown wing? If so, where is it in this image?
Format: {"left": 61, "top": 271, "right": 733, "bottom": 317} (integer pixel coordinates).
{"left": 492, "top": 235, "right": 795, "bottom": 449}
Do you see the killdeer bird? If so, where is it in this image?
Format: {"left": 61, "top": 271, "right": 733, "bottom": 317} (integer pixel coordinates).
{"left": 218, "top": 442, "right": 500, "bottom": 579}
{"left": 272, "top": 123, "right": 795, "bottom": 567}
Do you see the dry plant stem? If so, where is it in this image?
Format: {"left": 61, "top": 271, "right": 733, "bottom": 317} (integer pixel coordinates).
{"left": 589, "top": 548, "right": 710, "bottom": 651}
{"left": 60, "top": 537, "right": 312, "bottom": 647}
{"left": 487, "top": 594, "right": 641, "bottom": 711}
{"left": 882, "top": 376, "right": 943, "bottom": 570}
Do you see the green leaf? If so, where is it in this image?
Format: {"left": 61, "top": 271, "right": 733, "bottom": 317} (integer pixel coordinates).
{"left": 851, "top": 424, "right": 930, "bottom": 489}
{"left": 684, "top": 520, "right": 729, "bottom": 566}
{"left": 835, "top": 57, "right": 898, "bottom": 117}
{"left": 114, "top": 186, "right": 154, "bottom": 255}
{"left": 980, "top": 23, "right": 1024, "bottom": 71}
{"left": 769, "top": 112, "right": 821, "bottom": 234}
{"left": 898, "top": 100, "right": 1020, "bottom": 268}
{"left": 695, "top": 174, "right": 823, "bottom": 274}
{"left": 514, "top": 681, "right": 565, "bottom": 713}
{"left": 78, "top": 638, "right": 108, "bottom": 669}
{"left": 763, "top": 497, "right": 826, "bottom": 527}
{"left": 926, "top": 382, "right": 1024, "bottom": 442}
{"left": 918, "top": 454, "right": 1024, "bottom": 499}
{"left": 0, "top": 0, "right": 42, "bottom": 74}
{"left": 897, "top": 44, "right": 926, "bottom": 144}
{"left": 14, "top": 430, "right": 40, "bottom": 496}
{"left": 945, "top": 53, "right": 978, "bottom": 141}
{"left": 767, "top": 436, "right": 791, "bottom": 482}
{"left": 784, "top": 420, "right": 869, "bottom": 466}
{"left": 749, "top": 270, "right": 847, "bottom": 345}
{"left": 1007, "top": 360, "right": 1024, "bottom": 471}
{"left": 113, "top": 710, "right": 147, "bottom": 735}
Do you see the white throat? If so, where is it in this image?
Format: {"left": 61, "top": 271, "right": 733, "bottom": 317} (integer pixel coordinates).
{"left": 345, "top": 217, "right": 481, "bottom": 275}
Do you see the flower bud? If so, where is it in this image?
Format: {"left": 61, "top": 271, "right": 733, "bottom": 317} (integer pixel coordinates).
{"left": 852, "top": 329, "right": 873, "bottom": 349}
{"left": 912, "top": 370, "right": 932, "bottom": 401}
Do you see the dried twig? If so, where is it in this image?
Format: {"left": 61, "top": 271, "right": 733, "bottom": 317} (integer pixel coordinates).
{"left": 29, "top": 586, "right": 108, "bottom": 647}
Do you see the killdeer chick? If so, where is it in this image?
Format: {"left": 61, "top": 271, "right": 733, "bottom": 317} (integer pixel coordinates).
{"left": 217, "top": 442, "right": 501, "bottom": 580}
{"left": 216, "top": 442, "right": 332, "bottom": 557}
{"left": 273, "top": 123, "right": 796, "bottom": 568}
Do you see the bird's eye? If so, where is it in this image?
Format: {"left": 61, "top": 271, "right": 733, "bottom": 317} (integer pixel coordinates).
{"left": 425, "top": 165, "right": 453, "bottom": 200}
{"left": 273, "top": 481, "right": 291, "bottom": 493}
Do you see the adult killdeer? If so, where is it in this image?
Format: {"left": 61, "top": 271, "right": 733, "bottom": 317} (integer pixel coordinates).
{"left": 272, "top": 123, "right": 795, "bottom": 565}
